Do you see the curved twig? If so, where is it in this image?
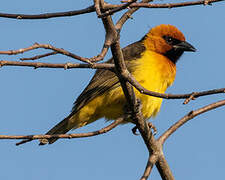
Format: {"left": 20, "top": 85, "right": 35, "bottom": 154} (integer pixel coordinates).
{"left": 122, "top": 70, "right": 225, "bottom": 100}
{"left": 0, "top": 0, "right": 222, "bottom": 21}
{"left": 115, "top": 0, "right": 153, "bottom": 32}
{"left": 0, "top": 43, "right": 92, "bottom": 64}
{"left": 158, "top": 99, "right": 225, "bottom": 144}
{"left": 20, "top": 52, "right": 58, "bottom": 61}
{"left": 98, "top": 0, "right": 137, "bottom": 18}
{"left": 0, "top": 5, "right": 96, "bottom": 19}
{"left": 0, "top": 117, "right": 124, "bottom": 145}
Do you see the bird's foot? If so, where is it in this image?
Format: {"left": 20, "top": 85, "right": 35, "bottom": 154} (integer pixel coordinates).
{"left": 148, "top": 122, "right": 157, "bottom": 135}
{"left": 131, "top": 122, "right": 157, "bottom": 136}
{"left": 132, "top": 126, "right": 139, "bottom": 135}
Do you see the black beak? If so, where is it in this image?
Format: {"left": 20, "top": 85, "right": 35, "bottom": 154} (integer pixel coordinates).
{"left": 173, "top": 41, "right": 196, "bottom": 52}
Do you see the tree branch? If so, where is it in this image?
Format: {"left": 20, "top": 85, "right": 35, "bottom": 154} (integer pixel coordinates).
{"left": 100, "top": 12, "right": 174, "bottom": 180}
{"left": 129, "top": 0, "right": 224, "bottom": 9}
{"left": 0, "top": 43, "right": 92, "bottom": 64}
{"left": 158, "top": 99, "right": 225, "bottom": 145}
{"left": 98, "top": 0, "right": 137, "bottom": 18}
{"left": 20, "top": 52, "right": 58, "bottom": 61}
{"left": 115, "top": 0, "right": 153, "bottom": 32}
{"left": 119, "top": 67, "right": 225, "bottom": 100}
{"left": 0, "top": 58, "right": 224, "bottom": 101}
{"left": 0, "top": 117, "right": 124, "bottom": 145}
{"left": 0, "top": 5, "right": 96, "bottom": 19}
{"left": 0, "top": 0, "right": 222, "bottom": 21}
{"left": 0, "top": 60, "right": 114, "bottom": 70}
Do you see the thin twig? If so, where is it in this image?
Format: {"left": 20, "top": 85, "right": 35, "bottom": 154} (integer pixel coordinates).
{"left": 115, "top": 0, "right": 153, "bottom": 32}
{"left": 99, "top": 0, "right": 137, "bottom": 18}
{"left": 94, "top": 0, "right": 102, "bottom": 16}
{"left": 20, "top": 52, "right": 58, "bottom": 61}
{"left": 158, "top": 99, "right": 225, "bottom": 145}
{"left": 183, "top": 92, "right": 197, "bottom": 104}
{"left": 0, "top": 117, "right": 124, "bottom": 145}
{"left": 90, "top": 45, "right": 109, "bottom": 62}
{"left": 140, "top": 153, "right": 158, "bottom": 180}
{"left": 0, "top": 59, "right": 224, "bottom": 100}
{"left": 0, "top": 5, "right": 96, "bottom": 19}
{"left": 0, "top": 60, "right": 114, "bottom": 70}
{"left": 0, "top": 43, "right": 92, "bottom": 64}
{"left": 129, "top": 0, "right": 224, "bottom": 9}
{"left": 0, "top": 0, "right": 222, "bottom": 21}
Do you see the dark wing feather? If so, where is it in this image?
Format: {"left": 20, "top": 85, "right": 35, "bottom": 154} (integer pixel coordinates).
{"left": 72, "top": 40, "right": 145, "bottom": 113}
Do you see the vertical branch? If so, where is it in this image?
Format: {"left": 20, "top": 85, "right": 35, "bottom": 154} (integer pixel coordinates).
{"left": 156, "top": 156, "right": 175, "bottom": 180}
{"left": 99, "top": 6, "right": 176, "bottom": 179}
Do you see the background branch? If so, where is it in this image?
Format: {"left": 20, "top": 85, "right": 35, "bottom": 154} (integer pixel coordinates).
{"left": 20, "top": 52, "right": 58, "bottom": 61}
{"left": 129, "top": 0, "right": 224, "bottom": 9}
{"left": 0, "top": 60, "right": 114, "bottom": 70}
{"left": 158, "top": 99, "right": 225, "bottom": 144}
{"left": 0, "top": 117, "right": 124, "bottom": 145}
{"left": 0, "top": 43, "right": 92, "bottom": 63}
{"left": 0, "top": 5, "right": 96, "bottom": 19}
{"left": 0, "top": 0, "right": 222, "bottom": 20}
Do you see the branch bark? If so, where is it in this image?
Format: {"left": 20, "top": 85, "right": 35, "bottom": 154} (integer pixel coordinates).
{"left": 0, "top": 117, "right": 124, "bottom": 146}
{"left": 0, "top": 60, "right": 114, "bottom": 70}
{"left": 158, "top": 99, "right": 225, "bottom": 145}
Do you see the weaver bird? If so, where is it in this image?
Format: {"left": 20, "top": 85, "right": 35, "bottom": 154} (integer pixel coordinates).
{"left": 39, "top": 24, "right": 196, "bottom": 145}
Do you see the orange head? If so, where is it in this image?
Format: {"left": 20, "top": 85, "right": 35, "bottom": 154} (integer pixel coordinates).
{"left": 143, "top": 24, "right": 196, "bottom": 63}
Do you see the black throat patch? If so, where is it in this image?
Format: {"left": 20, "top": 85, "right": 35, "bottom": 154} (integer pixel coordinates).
{"left": 164, "top": 48, "right": 184, "bottom": 64}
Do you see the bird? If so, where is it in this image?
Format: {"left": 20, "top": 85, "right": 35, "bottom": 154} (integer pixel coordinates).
{"left": 39, "top": 24, "right": 196, "bottom": 145}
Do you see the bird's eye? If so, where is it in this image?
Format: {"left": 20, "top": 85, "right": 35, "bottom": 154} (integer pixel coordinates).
{"left": 167, "top": 37, "right": 172, "bottom": 42}
{"left": 163, "top": 35, "right": 180, "bottom": 45}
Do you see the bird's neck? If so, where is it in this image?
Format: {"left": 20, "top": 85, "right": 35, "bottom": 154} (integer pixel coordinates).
{"left": 164, "top": 49, "right": 184, "bottom": 64}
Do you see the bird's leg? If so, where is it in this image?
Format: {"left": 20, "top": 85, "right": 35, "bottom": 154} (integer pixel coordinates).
{"left": 132, "top": 99, "right": 157, "bottom": 135}
{"left": 131, "top": 98, "right": 142, "bottom": 135}
{"left": 123, "top": 104, "right": 133, "bottom": 121}
{"left": 131, "top": 122, "right": 157, "bottom": 136}
{"left": 123, "top": 104, "right": 141, "bottom": 135}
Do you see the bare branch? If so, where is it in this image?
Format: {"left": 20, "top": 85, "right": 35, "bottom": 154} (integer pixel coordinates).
{"left": 140, "top": 154, "right": 157, "bottom": 180}
{"left": 94, "top": 0, "right": 102, "bottom": 16}
{"left": 155, "top": 156, "right": 175, "bottom": 180}
{"left": 0, "top": 43, "right": 92, "bottom": 63}
{"left": 101, "top": 13, "right": 174, "bottom": 180}
{"left": 0, "top": 117, "right": 124, "bottom": 145}
{"left": 20, "top": 52, "right": 58, "bottom": 61}
{"left": 183, "top": 92, "right": 197, "bottom": 104}
{"left": 0, "top": 5, "right": 96, "bottom": 19}
{"left": 158, "top": 99, "right": 225, "bottom": 144}
{"left": 115, "top": 0, "right": 153, "bottom": 32}
{"left": 90, "top": 44, "right": 109, "bottom": 62}
{"left": 0, "top": 60, "right": 114, "bottom": 70}
{"left": 129, "top": 0, "right": 224, "bottom": 9}
{"left": 99, "top": 0, "right": 137, "bottom": 18}
{"left": 0, "top": 0, "right": 222, "bottom": 21}
{"left": 123, "top": 70, "right": 225, "bottom": 100}
{"left": 0, "top": 58, "right": 224, "bottom": 101}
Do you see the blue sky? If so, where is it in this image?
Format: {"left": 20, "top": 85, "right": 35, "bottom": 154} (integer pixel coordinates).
{"left": 0, "top": 0, "right": 225, "bottom": 180}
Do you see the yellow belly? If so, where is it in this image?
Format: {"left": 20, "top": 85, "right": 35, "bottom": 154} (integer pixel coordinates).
{"left": 72, "top": 50, "right": 176, "bottom": 128}
{"left": 104, "top": 50, "right": 176, "bottom": 119}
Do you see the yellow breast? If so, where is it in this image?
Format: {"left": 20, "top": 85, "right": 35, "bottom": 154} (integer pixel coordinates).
{"left": 74, "top": 50, "right": 176, "bottom": 126}
{"left": 101, "top": 50, "right": 176, "bottom": 121}
{"left": 132, "top": 50, "right": 176, "bottom": 118}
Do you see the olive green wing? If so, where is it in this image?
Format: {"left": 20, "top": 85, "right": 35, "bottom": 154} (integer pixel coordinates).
{"left": 71, "top": 40, "right": 145, "bottom": 114}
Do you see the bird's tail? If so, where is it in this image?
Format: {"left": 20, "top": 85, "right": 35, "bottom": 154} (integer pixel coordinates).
{"left": 39, "top": 115, "right": 76, "bottom": 145}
